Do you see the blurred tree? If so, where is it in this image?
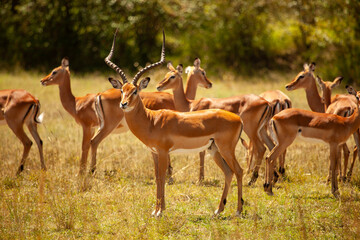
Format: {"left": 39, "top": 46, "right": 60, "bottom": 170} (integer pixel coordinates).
{"left": 0, "top": 0, "right": 359, "bottom": 83}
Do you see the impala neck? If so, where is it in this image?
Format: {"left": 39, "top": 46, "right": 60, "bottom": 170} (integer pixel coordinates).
{"left": 58, "top": 74, "right": 76, "bottom": 117}
{"left": 123, "top": 97, "right": 152, "bottom": 141}
{"left": 172, "top": 79, "right": 192, "bottom": 112}
{"left": 305, "top": 78, "right": 325, "bottom": 113}
{"left": 185, "top": 74, "right": 197, "bottom": 100}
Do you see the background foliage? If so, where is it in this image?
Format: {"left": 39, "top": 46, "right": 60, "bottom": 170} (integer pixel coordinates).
{"left": 1, "top": 0, "right": 360, "bottom": 82}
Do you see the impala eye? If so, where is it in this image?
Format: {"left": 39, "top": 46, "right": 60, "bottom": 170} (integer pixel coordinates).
{"left": 133, "top": 89, "right": 137, "bottom": 95}
{"left": 298, "top": 75, "right": 305, "bottom": 79}
{"left": 170, "top": 75, "right": 175, "bottom": 79}
{"left": 52, "top": 71, "right": 57, "bottom": 75}
{"left": 202, "top": 71, "right": 205, "bottom": 76}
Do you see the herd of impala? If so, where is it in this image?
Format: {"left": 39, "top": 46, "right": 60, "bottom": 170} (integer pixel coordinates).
{"left": 1, "top": 30, "right": 360, "bottom": 217}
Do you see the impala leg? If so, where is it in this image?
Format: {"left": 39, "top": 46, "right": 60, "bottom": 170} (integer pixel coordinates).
{"left": 278, "top": 149, "right": 287, "bottom": 177}
{"left": 264, "top": 139, "right": 292, "bottom": 195}
{"left": 208, "top": 143, "right": 233, "bottom": 215}
{"left": 167, "top": 157, "right": 174, "bottom": 185}
{"left": 341, "top": 143, "right": 350, "bottom": 182}
{"left": 347, "top": 130, "right": 360, "bottom": 181}
{"left": 216, "top": 143, "right": 244, "bottom": 215}
{"left": 248, "top": 138, "right": 266, "bottom": 185}
{"left": 199, "top": 151, "right": 205, "bottom": 182}
{"left": 329, "top": 144, "right": 340, "bottom": 198}
{"left": 240, "top": 138, "right": 251, "bottom": 173}
{"left": 27, "top": 122, "right": 46, "bottom": 171}
{"left": 326, "top": 145, "right": 342, "bottom": 183}
{"left": 152, "top": 151, "right": 168, "bottom": 217}
{"left": 7, "top": 121, "right": 32, "bottom": 175}
{"left": 79, "top": 126, "right": 92, "bottom": 176}
{"left": 90, "top": 122, "right": 120, "bottom": 175}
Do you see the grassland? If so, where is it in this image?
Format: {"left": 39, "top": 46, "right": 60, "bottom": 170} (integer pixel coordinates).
{"left": 0, "top": 69, "right": 360, "bottom": 239}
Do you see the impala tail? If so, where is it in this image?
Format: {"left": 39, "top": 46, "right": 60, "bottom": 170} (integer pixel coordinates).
{"left": 257, "top": 103, "right": 274, "bottom": 140}
{"left": 94, "top": 94, "right": 105, "bottom": 131}
{"left": 268, "top": 119, "right": 279, "bottom": 147}
{"left": 32, "top": 101, "right": 44, "bottom": 124}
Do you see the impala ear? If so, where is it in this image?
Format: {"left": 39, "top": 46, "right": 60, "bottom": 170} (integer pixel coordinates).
{"left": 303, "top": 63, "right": 309, "bottom": 71}
{"left": 176, "top": 64, "right": 183, "bottom": 74}
{"left": 345, "top": 85, "right": 357, "bottom": 95}
{"left": 167, "top": 62, "right": 176, "bottom": 71}
{"left": 194, "top": 58, "right": 201, "bottom": 70}
{"left": 61, "top": 57, "right": 69, "bottom": 69}
{"left": 139, "top": 77, "right": 150, "bottom": 91}
{"left": 331, "top": 76, "right": 343, "bottom": 89}
{"left": 309, "top": 62, "right": 316, "bottom": 72}
{"left": 316, "top": 75, "right": 325, "bottom": 90}
{"left": 108, "top": 77, "right": 122, "bottom": 89}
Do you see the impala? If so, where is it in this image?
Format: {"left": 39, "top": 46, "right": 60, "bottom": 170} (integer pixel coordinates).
{"left": 257, "top": 90, "right": 292, "bottom": 178}
{"left": 343, "top": 85, "right": 360, "bottom": 180}
{"left": 96, "top": 55, "right": 211, "bottom": 181}
{"left": 0, "top": 89, "right": 45, "bottom": 175}
{"left": 40, "top": 32, "right": 211, "bottom": 177}
{"left": 264, "top": 87, "right": 360, "bottom": 198}
{"left": 156, "top": 62, "right": 274, "bottom": 185}
{"left": 317, "top": 76, "right": 360, "bottom": 181}
{"left": 106, "top": 30, "right": 245, "bottom": 217}
{"left": 284, "top": 63, "right": 357, "bottom": 181}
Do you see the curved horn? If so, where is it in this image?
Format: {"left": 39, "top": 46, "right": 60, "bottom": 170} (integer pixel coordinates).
{"left": 132, "top": 30, "right": 166, "bottom": 85}
{"left": 104, "top": 28, "right": 128, "bottom": 84}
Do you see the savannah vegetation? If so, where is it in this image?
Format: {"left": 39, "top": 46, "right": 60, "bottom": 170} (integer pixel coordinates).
{"left": 0, "top": 69, "right": 360, "bottom": 239}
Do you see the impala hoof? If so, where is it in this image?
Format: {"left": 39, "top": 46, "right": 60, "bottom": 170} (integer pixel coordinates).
{"left": 152, "top": 209, "right": 163, "bottom": 217}
{"left": 214, "top": 208, "right": 223, "bottom": 216}
{"left": 332, "top": 190, "right": 340, "bottom": 199}
{"left": 235, "top": 210, "right": 243, "bottom": 217}
{"left": 168, "top": 177, "right": 174, "bottom": 185}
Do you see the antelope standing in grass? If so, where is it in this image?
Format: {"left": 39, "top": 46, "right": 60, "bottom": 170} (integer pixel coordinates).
{"left": 0, "top": 89, "right": 45, "bottom": 175}
{"left": 105, "top": 30, "right": 245, "bottom": 217}
{"left": 284, "top": 63, "right": 359, "bottom": 181}
{"left": 264, "top": 85, "right": 360, "bottom": 198}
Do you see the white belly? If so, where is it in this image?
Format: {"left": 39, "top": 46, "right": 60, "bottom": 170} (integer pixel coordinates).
{"left": 296, "top": 132, "right": 327, "bottom": 144}
{"left": 169, "top": 139, "right": 213, "bottom": 154}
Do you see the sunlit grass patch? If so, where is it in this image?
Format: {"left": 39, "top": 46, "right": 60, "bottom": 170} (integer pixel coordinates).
{"left": 0, "top": 71, "right": 360, "bottom": 238}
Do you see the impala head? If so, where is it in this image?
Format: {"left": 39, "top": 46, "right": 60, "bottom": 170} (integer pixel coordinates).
{"left": 156, "top": 62, "right": 183, "bottom": 91}
{"left": 109, "top": 77, "right": 151, "bottom": 112}
{"left": 105, "top": 29, "right": 165, "bottom": 111}
{"left": 316, "top": 75, "right": 343, "bottom": 107}
{"left": 184, "top": 58, "right": 212, "bottom": 89}
{"left": 41, "top": 58, "right": 70, "bottom": 86}
{"left": 346, "top": 85, "right": 360, "bottom": 101}
{"left": 285, "top": 63, "right": 316, "bottom": 91}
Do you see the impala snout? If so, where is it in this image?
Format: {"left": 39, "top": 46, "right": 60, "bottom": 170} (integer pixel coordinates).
{"left": 40, "top": 79, "right": 48, "bottom": 86}
{"left": 206, "top": 82, "right": 212, "bottom": 89}
{"left": 120, "top": 102, "right": 128, "bottom": 109}
{"left": 156, "top": 86, "right": 162, "bottom": 91}
{"left": 285, "top": 83, "right": 294, "bottom": 91}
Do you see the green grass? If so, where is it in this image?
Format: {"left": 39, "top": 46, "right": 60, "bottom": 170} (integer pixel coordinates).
{"left": 0, "top": 69, "right": 360, "bottom": 239}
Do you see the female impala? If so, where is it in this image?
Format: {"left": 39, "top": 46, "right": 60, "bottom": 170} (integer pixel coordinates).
{"left": 156, "top": 62, "right": 274, "bottom": 185}
{"left": 40, "top": 32, "right": 211, "bottom": 176}
{"left": 0, "top": 89, "right": 45, "bottom": 175}
{"left": 264, "top": 88, "right": 360, "bottom": 198}
{"left": 284, "top": 63, "right": 358, "bottom": 181}
{"left": 105, "top": 31, "right": 245, "bottom": 217}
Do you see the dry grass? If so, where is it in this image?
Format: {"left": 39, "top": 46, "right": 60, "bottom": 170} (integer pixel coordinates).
{"left": 0, "top": 69, "right": 360, "bottom": 239}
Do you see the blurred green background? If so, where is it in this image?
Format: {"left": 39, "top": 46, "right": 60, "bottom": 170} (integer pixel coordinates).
{"left": 1, "top": 0, "right": 359, "bottom": 82}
